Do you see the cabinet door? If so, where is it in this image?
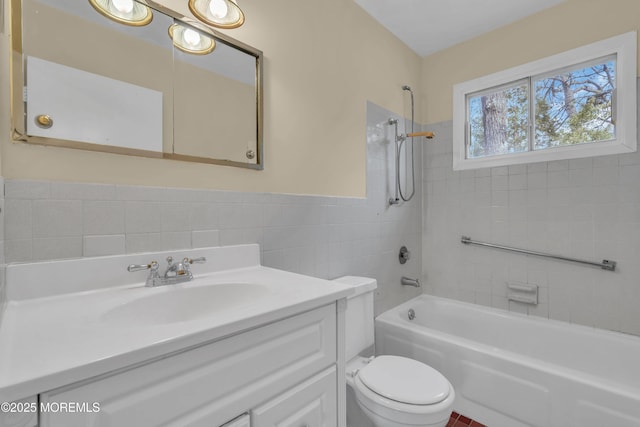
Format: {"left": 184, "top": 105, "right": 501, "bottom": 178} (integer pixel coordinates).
{"left": 252, "top": 367, "right": 337, "bottom": 427}
{"left": 0, "top": 396, "right": 38, "bottom": 427}
{"left": 222, "top": 414, "right": 250, "bottom": 427}
{"left": 39, "top": 305, "right": 336, "bottom": 427}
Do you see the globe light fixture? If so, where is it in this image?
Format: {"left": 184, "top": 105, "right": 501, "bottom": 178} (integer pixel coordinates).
{"left": 169, "top": 23, "right": 216, "bottom": 55}
{"left": 188, "top": 0, "right": 245, "bottom": 29}
{"left": 88, "top": 0, "right": 153, "bottom": 26}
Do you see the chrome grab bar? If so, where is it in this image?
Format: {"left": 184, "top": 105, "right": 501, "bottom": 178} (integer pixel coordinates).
{"left": 461, "top": 236, "right": 616, "bottom": 272}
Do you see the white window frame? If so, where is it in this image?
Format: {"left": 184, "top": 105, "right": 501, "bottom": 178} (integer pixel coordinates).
{"left": 452, "top": 31, "right": 637, "bottom": 170}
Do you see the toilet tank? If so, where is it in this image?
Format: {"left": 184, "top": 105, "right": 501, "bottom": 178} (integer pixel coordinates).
{"left": 332, "top": 276, "right": 377, "bottom": 361}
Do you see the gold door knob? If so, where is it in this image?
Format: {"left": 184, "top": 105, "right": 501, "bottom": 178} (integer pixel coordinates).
{"left": 35, "top": 114, "right": 53, "bottom": 129}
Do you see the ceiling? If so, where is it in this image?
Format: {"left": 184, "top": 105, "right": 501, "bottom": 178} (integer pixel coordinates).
{"left": 353, "top": 0, "right": 566, "bottom": 57}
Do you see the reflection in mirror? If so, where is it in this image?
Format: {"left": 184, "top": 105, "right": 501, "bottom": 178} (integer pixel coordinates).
{"left": 172, "top": 21, "right": 258, "bottom": 165}
{"left": 19, "top": 0, "right": 173, "bottom": 155}
{"left": 188, "top": 0, "right": 245, "bottom": 29}
{"left": 11, "top": 0, "right": 263, "bottom": 169}
{"left": 169, "top": 23, "right": 216, "bottom": 55}
{"left": 88, "top": 0, "right": 154, "bottom": 27}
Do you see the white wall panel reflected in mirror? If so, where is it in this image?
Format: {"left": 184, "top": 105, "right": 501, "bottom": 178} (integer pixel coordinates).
{"left": 12, "top": 0, "right": 263, "bottom": 168}
{"left": 27, "top": 57, "right": 164, "bottom": 152}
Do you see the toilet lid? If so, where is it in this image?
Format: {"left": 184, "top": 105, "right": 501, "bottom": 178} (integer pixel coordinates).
{"left": 358, "top": 355, "right": 450, "bottom": 405}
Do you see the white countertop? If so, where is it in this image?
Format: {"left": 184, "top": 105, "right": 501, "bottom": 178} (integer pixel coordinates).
{"left": 0, "top": 245, "right": 352, "bottom": 403}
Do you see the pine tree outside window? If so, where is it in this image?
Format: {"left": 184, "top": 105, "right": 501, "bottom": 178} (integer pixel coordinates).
{"left": 533, "top": 57, "right": 615, "bottom": 150}
{"left": 453, "top": 32, "right": 636, "bottom": 170}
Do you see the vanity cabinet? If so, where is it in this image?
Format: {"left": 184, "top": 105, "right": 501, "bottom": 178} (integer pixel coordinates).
{"left": 38, "top": 304, "right": 339, "bottom": 427}
{"left": 252, "top": 367, "right": 337, "bottom": 427}
{"left": 223, "top": 414, "right": 250, "bottom": 427}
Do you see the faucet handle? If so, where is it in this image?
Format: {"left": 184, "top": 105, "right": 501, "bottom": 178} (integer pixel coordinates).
{"left": 181, "top": 257, "right": 206, "bottom": 277}
{"left": 127, "top": 260, "right": 159, "bottom": 272}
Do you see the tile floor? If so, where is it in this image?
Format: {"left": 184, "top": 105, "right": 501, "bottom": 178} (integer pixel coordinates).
{"left": 447, "top": 411, "right": 487, "bottom": 427}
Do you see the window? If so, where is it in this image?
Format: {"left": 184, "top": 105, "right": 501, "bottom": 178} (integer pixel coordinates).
{"left": 467, "top": 79, "right": 530, "bottom": 158}
{"left": 453, "top": 32, "right": 636, "bottom": 170}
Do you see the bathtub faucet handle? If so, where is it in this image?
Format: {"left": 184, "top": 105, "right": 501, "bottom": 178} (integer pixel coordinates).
{"left": 399, "top": 246, "right": 411, "bottom": 264}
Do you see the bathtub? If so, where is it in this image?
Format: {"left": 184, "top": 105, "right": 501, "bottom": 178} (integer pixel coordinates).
{"left": 375, "top": 295, "right": 640, "bottom": 427}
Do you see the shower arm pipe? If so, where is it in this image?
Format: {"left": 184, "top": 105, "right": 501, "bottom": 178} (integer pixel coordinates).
{"left": 393, "top": 132, "right": 434, "bottom": 142}
{"left": 407, "top": 132, "right": 434, "bottom": 139}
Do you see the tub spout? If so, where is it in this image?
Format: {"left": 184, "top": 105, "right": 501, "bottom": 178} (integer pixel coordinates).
{"left": 401, "top": 276, "right": 420, "bottom": 287}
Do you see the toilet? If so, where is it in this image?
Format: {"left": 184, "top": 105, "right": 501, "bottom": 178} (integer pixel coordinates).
{"left": 334, "top": 276, "right": 455, "bottom": 427}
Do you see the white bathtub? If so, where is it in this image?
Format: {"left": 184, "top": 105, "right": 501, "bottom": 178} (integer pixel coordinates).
{"left": 375, "top": 295, "right": 640, "bottom": 427}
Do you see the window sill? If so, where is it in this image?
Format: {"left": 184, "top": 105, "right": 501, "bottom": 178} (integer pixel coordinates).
{"left": 452, "top": 138, "right": 636, "bottom": 171}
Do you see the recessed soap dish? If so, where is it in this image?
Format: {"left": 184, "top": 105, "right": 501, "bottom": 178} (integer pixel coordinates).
{"left": 507, "top": 282, "right": 538, "bottom": 305}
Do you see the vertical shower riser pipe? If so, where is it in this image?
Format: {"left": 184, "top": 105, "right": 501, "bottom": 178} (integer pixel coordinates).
{"left": 388, "top": 118, "right": 400, "bottom": 205}
{"left": 388, "top": 86, "right": 417, "bottom": 206}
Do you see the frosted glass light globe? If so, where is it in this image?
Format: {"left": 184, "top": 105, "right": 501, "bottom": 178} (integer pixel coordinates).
{"left": 111, "top": 0, "right": 134, "bottom": 14}
{"left": 183, "top": 28, "right": 201, "bottom": 47}
{"left": 208, "top": 0, "right": 228, "bottom": 19}
{"left": 189, "top": 0, "right": 244, "bottom": 29}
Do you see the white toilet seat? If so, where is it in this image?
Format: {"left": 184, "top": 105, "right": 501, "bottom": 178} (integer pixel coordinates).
{"left": 352, "top": 356, "right": 455, "bottom": 426}
{"left": 358, "top": 355, "right": 450, "bottom": 405}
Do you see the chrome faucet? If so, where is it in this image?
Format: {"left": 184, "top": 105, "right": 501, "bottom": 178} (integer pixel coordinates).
{"left": 401, "top": 276, "right": 421, "bottom": 288}
{"left": 128, "top": 256, "right": 207, "bottom": 287}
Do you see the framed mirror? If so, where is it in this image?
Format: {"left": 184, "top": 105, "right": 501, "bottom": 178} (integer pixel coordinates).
{"left": 10, "top": 0, "right": 263, "bottom": 169}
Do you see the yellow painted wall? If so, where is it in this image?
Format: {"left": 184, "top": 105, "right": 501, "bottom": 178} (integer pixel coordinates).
{"left": 173, "top": 58, "right": 256, "bottom": 163}
{"left": 421, "top": 0, "right": 640, "bottom": 125}
{"left": 1, "top": 0, "right": 422, "bottom": 196}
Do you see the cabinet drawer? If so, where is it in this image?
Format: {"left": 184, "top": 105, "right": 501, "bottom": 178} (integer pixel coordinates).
{"left": 40, "top": 304, "right": 337, "bottom": 427}
{"left": 252, "top": 366, "right": 337, "bottom": 427}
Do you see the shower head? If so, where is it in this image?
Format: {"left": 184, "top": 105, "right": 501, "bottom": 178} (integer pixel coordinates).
{"left": 402, "top": 85, "right": 412, "bottom": 92}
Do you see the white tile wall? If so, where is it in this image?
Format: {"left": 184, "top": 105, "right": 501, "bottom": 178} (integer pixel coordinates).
{"left": 192, "top": 230, "right": 220, "bottom": 248}
{"left": 32, "top": 200, "right": 83, "bottom": 238}
{"left": 83, "top": 201, "right": 125, "bottom": 235}
{"left": 0, "top": 102, "right": 423, "bottom": 315}
{"left": 83, "top": 235, "right": 126, "bottom": 257}
{"left": 422, "top": 120, "right": 640, "bottom": 336}
{"left": 33, "top": 237, "right": 83, "bottom": 261}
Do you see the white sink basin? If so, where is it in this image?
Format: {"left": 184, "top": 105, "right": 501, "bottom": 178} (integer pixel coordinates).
{"left": 101, "top": 283, "right": 271, "bottom": 325}
{"left": 0, "top": 244, "right": 356, "bottom": 404}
